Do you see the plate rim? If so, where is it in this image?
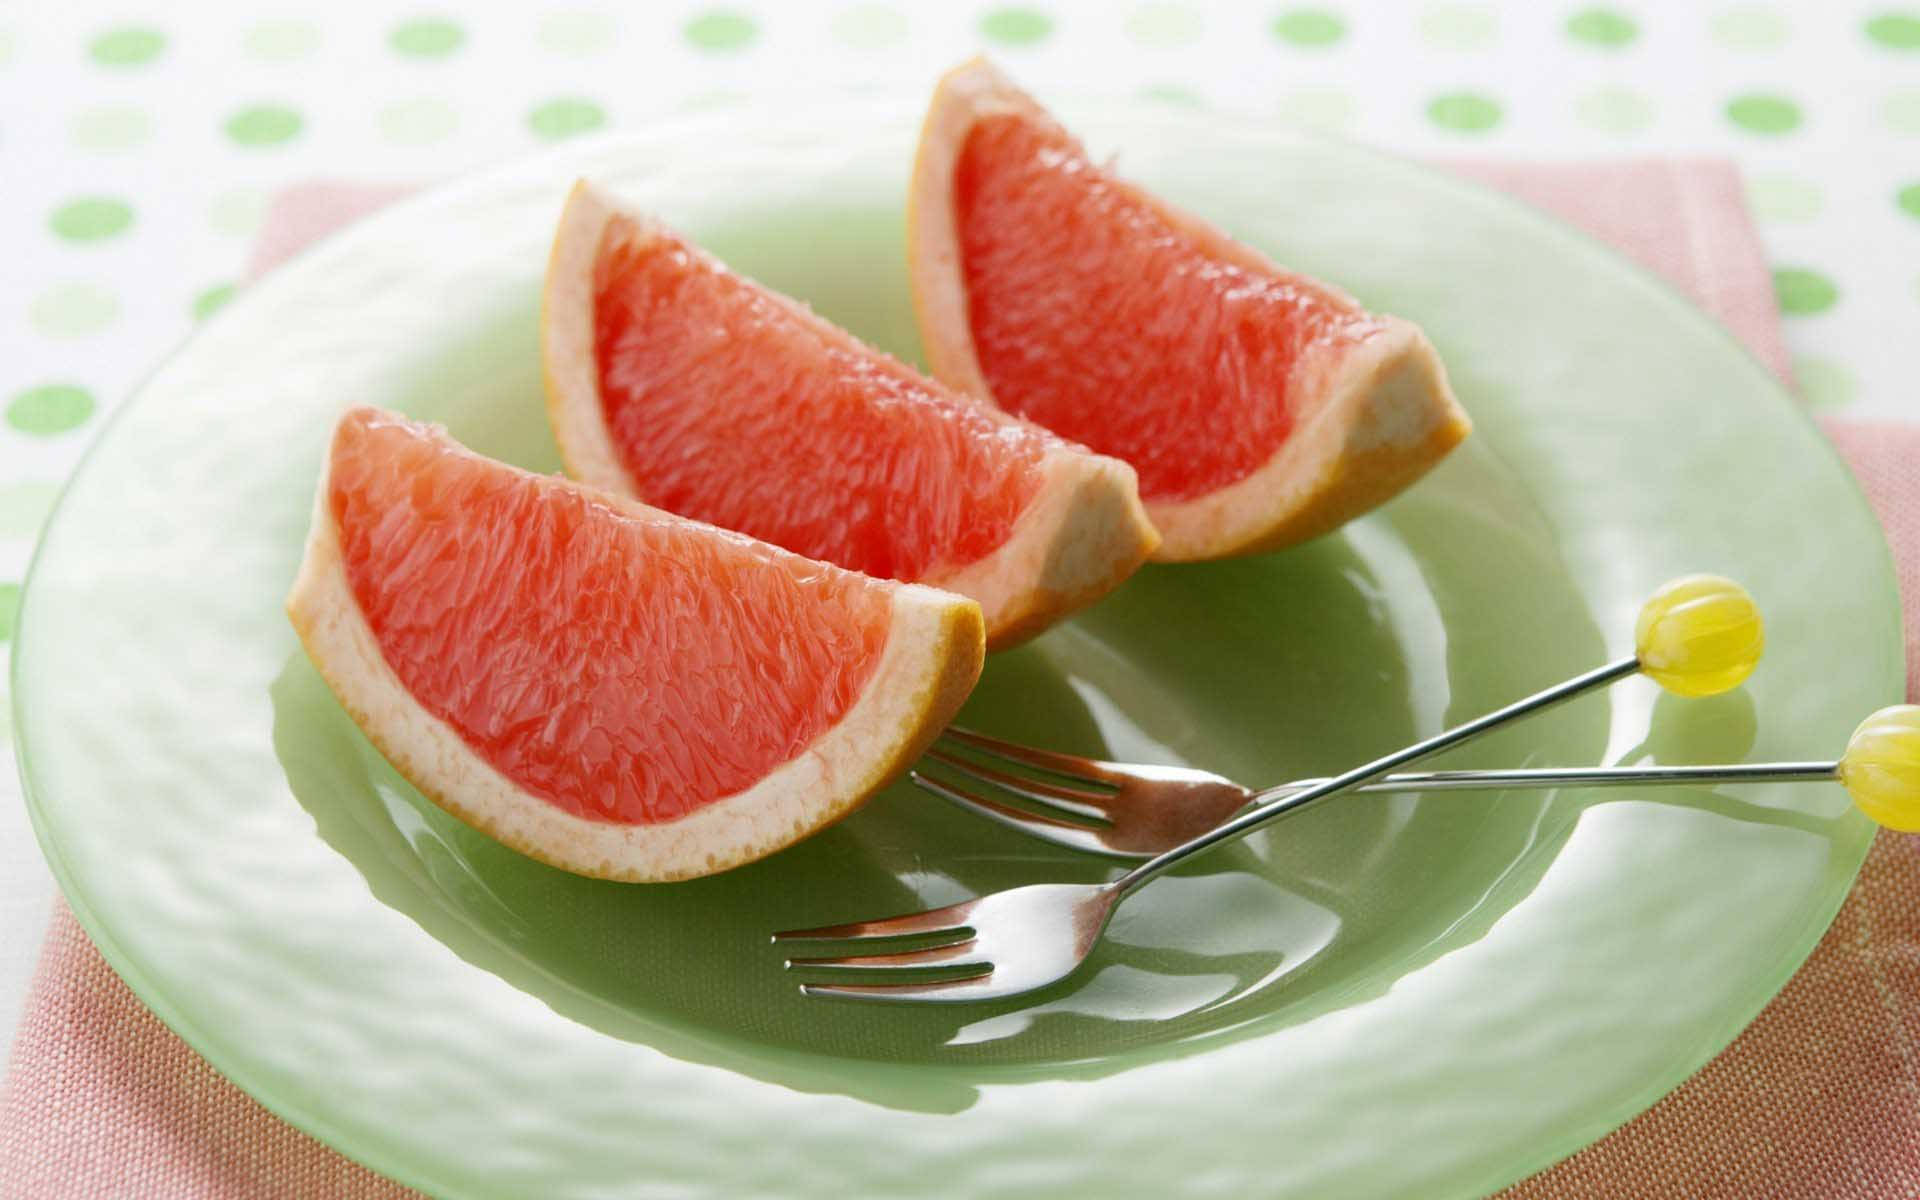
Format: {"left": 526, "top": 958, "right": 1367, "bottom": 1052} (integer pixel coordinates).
{"left": 10, "top": 97, "right": 1902, "bottom": 1198}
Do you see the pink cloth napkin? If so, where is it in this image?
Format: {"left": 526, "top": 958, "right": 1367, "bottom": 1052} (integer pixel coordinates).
{"left": 3, "top": 165, "right": 1916, "bottom": 1199}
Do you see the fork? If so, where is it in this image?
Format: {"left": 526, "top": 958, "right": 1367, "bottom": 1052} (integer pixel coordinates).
{"left": 912, "top": 728, "right": 1845, "bottom": 859}
{"left": 904, "top": 574, "right": 1772, "bottom": 858}
{"left": 774, "top": 577, "right": 1787, "bottom": 1002}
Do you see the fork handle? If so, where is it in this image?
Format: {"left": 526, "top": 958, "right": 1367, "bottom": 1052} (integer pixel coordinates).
{"left": 1113, "top": 655, "right": 1642, "bottom": 892}
{"left": 1258, "top": 761, "right": 1841, "bottom": 800}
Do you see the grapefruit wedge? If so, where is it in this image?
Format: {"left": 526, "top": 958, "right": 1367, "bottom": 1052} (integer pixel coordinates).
{"left": 909, "top": 59, "right": 1472, "bottom": 561}
{"left": 287, "top": 408, "right": 983, "bottom": 882}
{"left": 543, "top": 181, "right": 1158, "bottom": 650}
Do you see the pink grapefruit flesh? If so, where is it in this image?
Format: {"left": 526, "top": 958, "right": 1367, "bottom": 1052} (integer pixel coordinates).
{"left": 909, "top": 59, "right": 1471, "bottom": 561}
{"left": 955, "top": 112, "right": 1383, "bottom": 504}
{"left": 544, "top": 182, "right": 1159, "bottom": 648}
{"left": 593, "top": 224, "right": 1047, "bottom": 581}
{"left": 289, "top": 407, "right": 984, "bottom": 881}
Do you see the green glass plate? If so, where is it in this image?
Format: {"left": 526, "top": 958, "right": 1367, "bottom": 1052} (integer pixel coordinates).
{"left": 13, "top": 100, "right": 1901, "bottom": 1198}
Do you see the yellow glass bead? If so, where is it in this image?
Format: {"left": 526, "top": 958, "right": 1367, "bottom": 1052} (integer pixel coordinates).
{"left": 1633, "top": 575, "right": 1763, "bottom": 698}
{"left": 1840, "top": 705, "right": 1920, "bottom": 832}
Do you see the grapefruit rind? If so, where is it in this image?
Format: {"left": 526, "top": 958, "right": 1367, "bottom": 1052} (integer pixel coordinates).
{"left": 907, "top": 58, "right": 1472, "bottom": 562}
{"left": 932, "top": 449, "right": 1152, "bottom": 647}
{"left": 1148, "top": 323, "right": 1463, "bottom": 557}
{"left": 287, "top": 411, "right": 984, "bottom": 883}
{"left": 541, "top": 179, "right": 1159, "bottom": 648}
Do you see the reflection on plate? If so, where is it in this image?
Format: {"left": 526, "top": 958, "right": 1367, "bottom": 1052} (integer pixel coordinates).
{"left": 268, "top": 431, "right": 1604, "bottom": 1087}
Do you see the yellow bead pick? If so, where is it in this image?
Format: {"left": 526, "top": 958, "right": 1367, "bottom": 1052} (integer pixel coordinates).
{"left": 1633, "top": 575, "right": 1764, "bottom": 698}
{"left": 1840, "top": 705, "right": 1920, "bottom": 832}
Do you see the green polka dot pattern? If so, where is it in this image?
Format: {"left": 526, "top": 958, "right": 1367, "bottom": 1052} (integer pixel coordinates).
{"left": 1773, "top": 267, "right": 1838, "bottom": 315}
{"left": 7, "top": 385, "right": 96, "bottom": 436}
{"left": 539, "top": 11, "right": 618, "bottom": 55}
{"left": 1747, "top": 176, "right": 1823, "bottom": 221}
{"left": 88, "top": 28, "right": 164, "bottom": 67}
{"left": 49, "top": 197, "right": 133, "bottom": 242}
{"left": 390, "top": 18, "right": 465, "bottom": 58}
{"left": 1566, "top": 8, "right": 1637, "bottom": 47}
{"left": 529, "top": 98, "right": 607, "bottom": 140}
{"left": 1726, "top": 93, "right": 1801, "bottom": 134}
{"left": 1418, "top": 5, "right": 1498, "bottom": 51}
{"left": 684, "top": 11, "right": 758, "bottom": 52}
{"left": 1428, "top": 91, "right": 1502, "bottom": 132}
{"left": 1865, "top": 12, "right": 1920, "bottom": 48}
{"left": 244, "top": 20, "right": 320, "bottom": 61}
{"left": 1574, "top": 87, "right": 1654, "bottom": 134}
{"left": 831, "top": 6, "right": 909, "bottom": 49}
{"left": 1272, "top": 9, "right": 1346, "bottom": 46}
{"left": 980, "top": 7, "right": 1054, "bottom": 45}
{"left": 193, "top": 284, "right": 238, "bottom": 321}
{"left": 4, "top": 1, "right": 1917, "bottom": 578}
{"left": 0, "top": 485, "right": 61, "bottom": 539}
{"left": 226, "top": 105, "right": 304, "bottom": 146}
{"left": 1885, "top": 90, "right": 1920, "bottom": 133}
{"left": 208, "top": 189, "right": 268, "bottom": 237}
{"left": 1276, "top": 88, "right": 1356, "bottom": 129}
{"left": 30, "top": 285, "right": 118, "bottom": 338}
{"left": 70, "top": 106, "right": 152, "bottom": 152}
{"left": 1126, "top": 4, "right": 1203, "bottom": 48}
{"left": 381, "top": 99, "right": 458, "bottom": 145}
{"left": 1712, "top": 6, "right": 1789, "bottom": 50}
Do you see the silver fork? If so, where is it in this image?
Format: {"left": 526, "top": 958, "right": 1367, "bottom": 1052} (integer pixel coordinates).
{"left": 774, "top": 654, "right": 1644, "bottom": 1002}
{"left": 778, "top": 707, "right": 1915, "bottom": 1003}
{"left": 772, "top": 575, "right": 1801, "bottom": 1002}
{"left": 911, "top": 727, "right": 1841, "bottom": 859}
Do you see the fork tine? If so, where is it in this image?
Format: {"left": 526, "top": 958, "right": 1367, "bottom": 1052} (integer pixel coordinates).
{"left": 769, "top": 897, "right": 978, "bottom": 944}
{"left": 910, "top": 771, "right": 1104, "bottom": 832}
{"left": 785, "top": 939, "right": 981, "bottom": 972}
{"left": 921, "top": 749, "right": 1114, "bottom": 822}
{"left": 938, "top": 726, "right": 1121, "bottom": 786}
{"left": 799, "top": 971, "right": 1004, "bottom": 1002}
{"left": 909, "top": 772, "right": 1136, "bottom": 858}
